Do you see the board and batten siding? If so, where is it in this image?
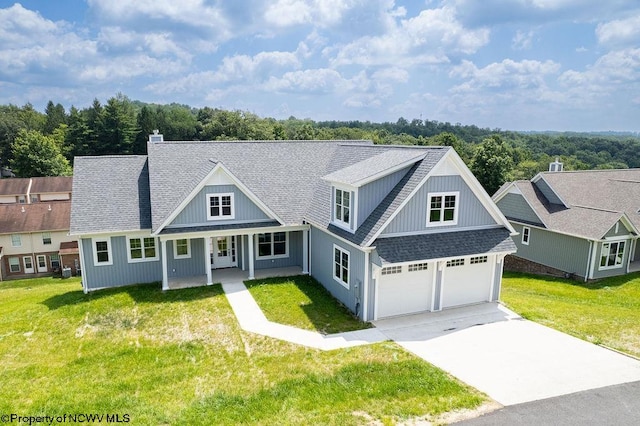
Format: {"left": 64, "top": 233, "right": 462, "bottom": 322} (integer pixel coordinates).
{"left": 81, "top": 236, "right": 163, "bottom": 290}
{"left": 603, "top": 220, "right": 633, "bottom": 238}
{"left": 357, "top": 166, "right": 411, "bottom": 228}
{"left": 169, "top": 184, "right": 270, "bottom": 227}
{"left": 241, "top": 231, "right": 303, "bottom": 271}
{"left": 166, "top": 238, "right": 206, "bottom": 278}
{"left": 310, "top": 226, "right": 364, "bottom": 317}
{"left": 534, "top": 178, "right": 564, "bottom": 205}
{"left": 511, "top": 223, "right": 590, "bottom": 277}
{"left": 382, "top": 175, "right": 496, "bottom": 235}
{"left": 496, "top": 193, "right": 543, "bottom": 225}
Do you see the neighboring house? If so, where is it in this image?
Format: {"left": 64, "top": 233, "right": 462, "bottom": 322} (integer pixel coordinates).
{"left": 70, "top": 136, "right": 516, "bottom": 321}
{"left": 0, "top": 202, "right": 79, "bottom": 280}
{"left": 0, "top": 176, "right": 72, "bottom": 204}
{"left": 493, "top": 164, "right": 640, "bottom": 281}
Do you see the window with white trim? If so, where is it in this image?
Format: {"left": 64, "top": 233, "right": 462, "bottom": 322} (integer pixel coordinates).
{"left": 174, "top": 238, "right": 190, "bottom": 259}
{"left": 470, "top": 256, "right": 488, "bottom": 264}
{"left": 18, "top": 195, "right": 25, "bottom": 204}
{"left": 446, "top": 258, "right": 465, "bottom": 267}
{"left": 408, "top": 262, "right": 428, "bottom": 272}
{"left": 333, "top": 187, "right": 351, "bottom": 227}
{"left": 427, "top": 192, "right": 459, "bottom": 226}
{"left": 50, "top": 254, "right": 60, "bottom": 269}
{"left": 42, "top": 232, "right": 52, "bottom": 245}
{"left": 8, "top": 257, "right": 20, "bottom": 273}
{"left": 333, "top": 245, "right": 350, "bottom": 288}
{"left": 381, "top": 265, "right": 402, "bottom": 275}
{"left": 93, "top": 238, "right": 112, "bottom": 266}
{"left": 11, "top": 234, "right": 21, "bottom": 247}
{"left": 522, "top": 226, "right": 530, "bottom": 245}
{"left": 599, "top": 241, "right": 626, "bottom": 270}
{"left": 256, "top": 232, "right": 288, "bottom": 259}
{"left": 127, "top": 236, "right": 158, "bottom": 262}
{"left": 206, "top": 193, "right": 234, "bottom": 220}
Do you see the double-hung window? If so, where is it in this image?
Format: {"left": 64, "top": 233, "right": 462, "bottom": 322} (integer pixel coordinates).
{"left": 207, "top": 193, "right": 234, "bottom": 220}
{"left": 8, "top": 257, "right": 20, "bottom": 273}
{"left": 42, "top": 232, "right": 52, "bottom": 245}
{"left": 334, "top": 187, "right": 351, "bottom": 228}
{"left": 522, "top": 227, "right": 530, "bottom": 245}
{"left": 93, "top": 238, "right": 113, "bottom": 266}
{"left": 11, "top": 234, "right": 21, "bottom": 247}
{"left": 333, "top": 245, "right": 350, "bottom": 289}
{"left": 256, "top": 232, "right": 288, "bottom": 259}
{"left": 174, "top": 238, "right": 190, "bottom": 259}
{"left": 128, "top": 236, "right": 158, "bottom": 262}
{"left": 600, "top": 241, "right": 626, "bottom": 270}
{"left": 427, "top": 192, "right": 459, "bottom": 226}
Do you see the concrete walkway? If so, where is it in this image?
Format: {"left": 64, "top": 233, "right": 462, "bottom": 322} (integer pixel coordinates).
{"left": 221, "top": 281, "right": 387, "bottom": 350}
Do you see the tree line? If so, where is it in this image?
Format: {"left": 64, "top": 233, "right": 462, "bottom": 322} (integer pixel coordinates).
{"left": 1, "top": 93, "right": 639, "bottom": 195}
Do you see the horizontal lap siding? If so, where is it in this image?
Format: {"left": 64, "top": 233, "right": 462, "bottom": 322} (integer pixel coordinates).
{"left": 166, "top": 238, "right": 206, "bottom": 278}
{"left": 310, "top": 226, "right": 364, "bottom": 316}
{"left": 382, "top": 175, "right": 496, "bottom": 235}
{"left": 512, "top": 223, "right": 590, "bottom": 277}
{"left": 82, "top": 237, "right": 163, "bottom": 290}
{"left": 170, "top": 184, "right": 270, "bottom": 226}
{"left": 496, "top": 193, "right": 543, "bottom": 225}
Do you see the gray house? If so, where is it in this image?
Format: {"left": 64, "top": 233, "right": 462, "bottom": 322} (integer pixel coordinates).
{"left": 70, "top": 137, "right": 516, "bottom": 321}
{"left": 493, "top": 167, "right": 640, "bottom": 281}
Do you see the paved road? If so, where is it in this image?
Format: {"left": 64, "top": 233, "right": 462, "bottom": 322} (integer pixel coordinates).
{"left": 455, "top": 380, "right": 640, "bottom": 425}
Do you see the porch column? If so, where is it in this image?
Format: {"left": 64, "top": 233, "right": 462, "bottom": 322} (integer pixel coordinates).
{"left": 248, "top": 233, "right": 255, "bottom": 279}
{"left": 161, "top": 239, "right": 169, "bottom": 291}
{"left": 205, "top": 237, "right": 213, "bottom": 285}
{"left": 302, "top": 228, "right": 309, "bottom": 274}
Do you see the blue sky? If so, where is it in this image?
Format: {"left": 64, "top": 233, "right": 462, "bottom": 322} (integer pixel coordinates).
{"left": 1, "top": 1, "right": 639, "bottom": 132}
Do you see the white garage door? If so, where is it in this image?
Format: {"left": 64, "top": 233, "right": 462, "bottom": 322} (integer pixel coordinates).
{"left": 441, "top": 256, "right": 493, "bottom": 309}
{"left": 376, "top": 262, "right": 433, "bottom": 319}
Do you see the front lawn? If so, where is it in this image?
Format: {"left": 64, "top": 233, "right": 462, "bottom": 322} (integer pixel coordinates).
{"left": 502, "top": 271, "right": 640, "bottom": 358}
{"left": 0, "top": 276, "right": 484, "bottom": 425}
{"left": 245, "top": 275, "right": 371, "bottom": 334}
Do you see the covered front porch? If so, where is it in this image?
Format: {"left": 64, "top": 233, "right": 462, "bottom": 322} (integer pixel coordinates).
{"left": 158, "top": 224, "right": 309, "bottom": 290}
{"left": 167, "top": 266, "right": 304, "bottom": 289}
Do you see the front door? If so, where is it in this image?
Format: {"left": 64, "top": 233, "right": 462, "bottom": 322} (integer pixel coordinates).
{"left": 23, "top": 256, "right": 35, "bottom": 274}
{"left": 212, "top": 236, "right": 236, "bottom": 269}
{"left": 37, "top": 255, "right": 48, "bottom": 273}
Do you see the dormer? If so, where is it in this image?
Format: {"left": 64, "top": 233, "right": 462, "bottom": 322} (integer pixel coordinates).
{"left": 323, "top": 149, "right": 426, "bottom": 233}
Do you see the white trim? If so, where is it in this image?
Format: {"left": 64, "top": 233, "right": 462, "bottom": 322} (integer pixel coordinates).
{"left": 376, "top": 223, "right": 504, "bottom": 239}
{"left": 248, "top": 233, "right": 255, "bottom": 279}
{"left": 206, "top": 192, "right": 235, "bottom": 221}
{"left": 8, "top": 256, "right": 20, "bottom": 273}
{"left": 324, "top": 154, "right": 424, "bottom": 188}
{"left": 522, "top": 226, "right": 530, "bottom": 245}
{"left": 78, "top": 238, "right": 88, "bottom": 293}
{"left": 92, "top": 237, "right": 113, "bottom": 266}
{"left": 302, "top": 229, "right": 309, "bottom": 274}
{"left": 36, "top": 254, "right": 48, "bottom": 273}
{"left": 363, "top": 249, "right": 369, "bottom": 321}
{"left": 307, "top": 221, "right": 366, "bottom": 250}
{"left": 158, "top": 224, "right": 309, "bottom": 243}
{"left": 163, "top": 218, "right": 274, "bottom": 229}
{"left": 333, "top": 244, "right": 350, "bottom": 289}
{"left": 588, "top": 239, "right": 598, "bottom": 279}
{"left": 255, "top": 231, "right": 289, "bottom": 260}
{"left": 161, "top": 240, "right": 168, "bottom": 290}
{"left": 154, "top": 162, "right": 284, "bottom": 234}
{"left": 173, "top": 238, "right": 191, "bottom": 259}
{"left": 597, "top": 238, "right": 628, "bottom": 271}
{"left": 11, "top": 234, "right": 21, "bottom": 247}
{"left": 42, "top": 232, "right": 52, "bottom": 245}
{"left": 332, "top": 185, "right": 354, "bottom": 232}
{"left": 492, "top": 182, "right": 549, "bottom": 229}
{"left": 126, "top": 235, "right": 159, "bottom": 263}
{"left": 426, "top": 191, "right": 459, "bottom": 227}
{"left": 532, "top": 174, "right": 569, "bottom": 208}
{"left": 205, "top": 238, "right": 213, "bottom": 285}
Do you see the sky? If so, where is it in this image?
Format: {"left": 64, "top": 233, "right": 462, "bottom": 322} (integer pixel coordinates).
{"left": 0, "top": 1, "right": 639, "bottom": 132}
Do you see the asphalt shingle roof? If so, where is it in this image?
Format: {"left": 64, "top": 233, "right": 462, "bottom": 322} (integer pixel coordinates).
{"left": 505, "top": 169, "right": 640, "bottom": 239}
{"left": 0, "top": 178, "right": 30, "bottom": 196}
{"left": 30, "top": 176, "right": 73, "bottom": 194}
{"left": 0, "top": 201, "right": 71, "bottom": 234}
{"left": 70, "top": 156, "right": 151, "bottom": 234}
{"left": 374, "top": 228, "right": 516, "bottom": 264}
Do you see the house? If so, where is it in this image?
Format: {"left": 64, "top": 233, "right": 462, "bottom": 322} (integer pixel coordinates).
{"left": 70, "top": 137, "right": 516, "bottom": 320}
{"left": 0, "top": 202, "right": 79, "bottom": 280}
{"left": 0, "top": 177, "right": 77, "bottom": 280}
{"left": 493, "top": 164, "right": 640, "bottom": 281}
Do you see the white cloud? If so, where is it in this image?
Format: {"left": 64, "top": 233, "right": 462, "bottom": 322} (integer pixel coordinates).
{"left": 450, "top": 59, "right": 560, "bottom": 92}
{"left": 596, "top": 14, "right": 640, "bottom": 47}
{"left": 512, "top": 30, "right": 535, "bottom": 50}
{"left": 560, "top": 48, "right": 640, "bottom": 88}
{"left": 263, "top": 0, "right": 351, "bottom": 27}
{"left": 264, "top": 68, "right": 347, "bottom": 93}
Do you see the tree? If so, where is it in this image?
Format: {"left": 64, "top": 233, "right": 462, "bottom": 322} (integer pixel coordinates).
{"left": 102, "top": 93, "right": 137, "bottom": 155}
{"left": 470, "top": 135, "right": 514, "bottom": 195}
{"left": 10, "top": 129, "right": 71, "bottom": 177}
{"left": 43, "top": 101, "right": 67, "bottom": 134}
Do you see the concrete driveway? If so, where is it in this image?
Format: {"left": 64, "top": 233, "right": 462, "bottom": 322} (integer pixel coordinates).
{"left": 374, "top": 303, "right": 640, "bottom": 406}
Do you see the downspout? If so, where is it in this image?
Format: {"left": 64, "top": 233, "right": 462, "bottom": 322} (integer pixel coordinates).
{"left": 363, "top": 249, "right": 370, "bottom": 322}
{"left": 26, "top": 178, "right": 33, "bottom": 204}
{"left": 584, "top": 240, "right": 592, "bottom": 282}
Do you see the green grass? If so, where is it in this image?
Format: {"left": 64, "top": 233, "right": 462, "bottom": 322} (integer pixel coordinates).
{"left": 502, "top": 271, "right": 640, "bottom": 358}
{"left": 245, "top": 275, "right": 371, "bottom": 334}
{"left": 0, "top": 276, "right": 484, "bottom": 425}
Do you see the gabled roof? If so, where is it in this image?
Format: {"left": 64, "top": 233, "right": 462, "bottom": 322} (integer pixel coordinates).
{"left": 375, "top": 228, "right": 516, "bottom": 264}
{"left": 0, "top": 178, "right": 30, "bottom": 196}
{"left": 0, "top": 201, "right": 71, "bottom": 233}
{"left": 30, "top": 176, "right": 73, "bottom": 194}
{"left": 497, "top": 169, "right": 640, "bottom": 239}
{"left": 70, "top": 156, "right": 151, "bottom": 234}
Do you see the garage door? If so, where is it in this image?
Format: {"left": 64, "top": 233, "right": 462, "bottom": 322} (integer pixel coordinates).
{"left": 376, "top": 262, "right": 433, "bottom": 319}
{"left": 441, "top": 255, "right": 493, "bottom": 309}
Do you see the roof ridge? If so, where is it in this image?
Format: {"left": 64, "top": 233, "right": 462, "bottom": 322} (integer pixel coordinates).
{"left": 152, "top": 139, "right": 371, "bottom": 144}
{"left": 571, "top": 204, "right": 623, "bottom": 214}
